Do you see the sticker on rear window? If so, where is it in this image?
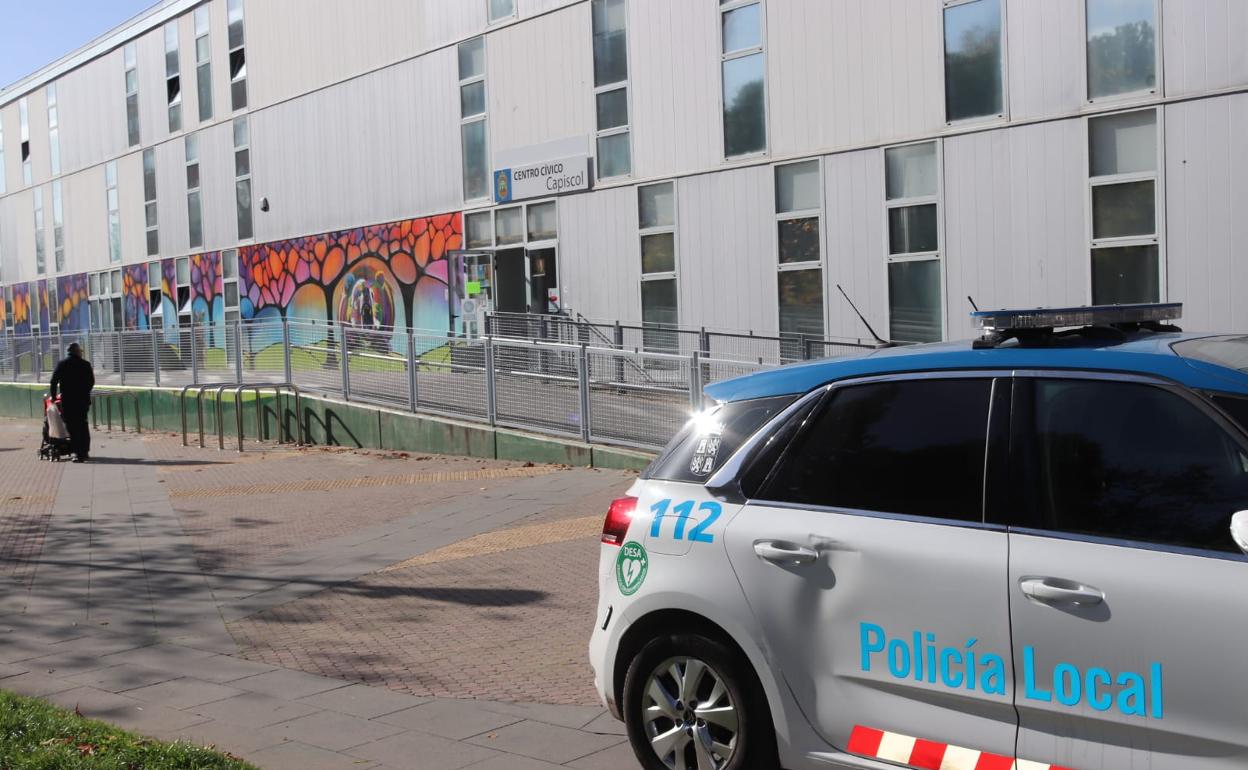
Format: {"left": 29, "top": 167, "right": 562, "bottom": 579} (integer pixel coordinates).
{"left": 689, "top": 435, "right": 722, "bottom": 476}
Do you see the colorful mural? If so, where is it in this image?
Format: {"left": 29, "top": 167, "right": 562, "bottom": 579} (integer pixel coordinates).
{"left": 11, "top": 283, "right": 31, "bottom": 336}
{"left": 156, "top": 258, "right": 178, "bottom": 336}
{"left": 37, "top": 281, "right": 50, "bottom": 333}
{"left": 190, "top": 252, "right": 224, "bottom": 326}
{"left": 240, "top": 213, "right": 461, "bottom": 352}
{"left": 56, "top": 273, "right": 90, "bottom": 334}
{"left": 122, "top": 264, "right": 150, "bottom": 330}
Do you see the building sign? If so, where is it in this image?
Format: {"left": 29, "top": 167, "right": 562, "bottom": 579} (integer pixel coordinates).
{"left": 494, "top": 155, "right": 589, "bottom": 203}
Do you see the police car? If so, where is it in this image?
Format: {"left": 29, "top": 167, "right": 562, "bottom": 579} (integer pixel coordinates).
{"left": 589, "top": 303, "right": 1248, "bottom": 770}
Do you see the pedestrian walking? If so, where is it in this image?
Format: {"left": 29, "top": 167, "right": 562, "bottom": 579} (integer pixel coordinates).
{"left": 50, "top": 342, "right": 95, "bottom": 463}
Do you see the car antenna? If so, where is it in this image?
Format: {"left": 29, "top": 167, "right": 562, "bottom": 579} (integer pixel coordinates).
{"left": 968, "top": 295, "right": 980, "bottom": 312}
{"left": 836, "top": 284, "right": 891, "bottom": 347}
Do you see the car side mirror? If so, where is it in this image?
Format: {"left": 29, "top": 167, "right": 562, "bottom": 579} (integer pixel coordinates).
{"left": 1231, "top": 511, "right": 1248, "bottom": 555}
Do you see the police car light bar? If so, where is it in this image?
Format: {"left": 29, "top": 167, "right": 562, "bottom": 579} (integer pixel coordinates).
{"left": 971, "top": 302, "right": 1182, "bottom": 332}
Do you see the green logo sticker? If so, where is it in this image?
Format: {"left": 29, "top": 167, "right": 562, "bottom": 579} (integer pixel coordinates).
{"left": 615, "top": 541, "right": 649, "bottom": 596}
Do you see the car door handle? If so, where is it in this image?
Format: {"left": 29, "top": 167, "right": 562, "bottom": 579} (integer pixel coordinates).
{"left": 1019, "top": 577, "right": 1105, "bottom": 606}
{"left": 753, "top": 541, "right": 818, "bottom": 565}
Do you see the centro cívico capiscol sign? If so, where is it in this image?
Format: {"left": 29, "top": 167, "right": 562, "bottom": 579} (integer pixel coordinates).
{"left": 493, "top": 155, "right": 589, "bottom": 203}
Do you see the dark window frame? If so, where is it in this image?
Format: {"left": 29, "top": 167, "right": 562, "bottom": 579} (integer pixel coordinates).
{"left": 1006, "top": 372, "right": 1248, "bottom": 559}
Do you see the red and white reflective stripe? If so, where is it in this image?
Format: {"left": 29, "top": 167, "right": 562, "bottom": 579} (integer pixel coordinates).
{"left": 847, "top": 725, "right": 1076, "bottom": 770}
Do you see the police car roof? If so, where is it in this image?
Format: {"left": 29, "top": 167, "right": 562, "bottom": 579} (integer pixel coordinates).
{"left": 703, "top": 331, "right": 1248, "bottom": 403}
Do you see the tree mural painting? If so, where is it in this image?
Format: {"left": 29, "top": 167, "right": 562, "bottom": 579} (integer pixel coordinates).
{"left": 56, "top": 273, "right": 90, "bottom": 335}
{"left": 190, "top": 252, "right": 224, "bottom": 348}
{"left": 11, "top": 284, "right": 31, "bottom": 336}
{"left": 122, "top": 264, "right": 150, "bottom": 331}
{"left": 158, "top": 258, "right": 179, "bottom": 340}
{"left": 239, "top": 213, "right": 461, "bottom": 356}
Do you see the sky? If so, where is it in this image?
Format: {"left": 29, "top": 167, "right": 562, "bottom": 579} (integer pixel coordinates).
{"left": 0, "top": 0, "right": 156, "bottom": 89}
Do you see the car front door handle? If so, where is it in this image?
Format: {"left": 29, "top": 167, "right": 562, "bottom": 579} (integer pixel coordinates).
{"left": 753, "top": 540, "right": 818, "bottom": 566}
{"left": 1019, "top": 577, "right": 1105, "bottom": 606}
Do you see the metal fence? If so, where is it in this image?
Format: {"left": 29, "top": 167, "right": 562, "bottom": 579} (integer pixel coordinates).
{"left": 0, "top": 317, "right": 867, "bottom": 450}
{"left": 485, "top": 311, "right": 880, "bottom": 365}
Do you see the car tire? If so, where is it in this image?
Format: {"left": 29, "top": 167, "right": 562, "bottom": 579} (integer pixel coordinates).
{"left": 622, "top": 633, "right": 778, "bottom": 770}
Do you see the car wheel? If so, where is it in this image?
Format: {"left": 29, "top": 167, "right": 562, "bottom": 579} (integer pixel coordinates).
{"left": 622, "top": 633, "right": 777, "bottom": 770}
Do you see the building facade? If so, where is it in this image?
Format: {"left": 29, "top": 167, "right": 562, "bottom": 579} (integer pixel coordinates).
{"left": 0, "top": 0, "right": 1245, "bottom": 352}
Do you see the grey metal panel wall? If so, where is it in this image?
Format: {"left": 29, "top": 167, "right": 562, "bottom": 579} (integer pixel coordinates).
{"left": 0, "top": 193, "right": 22, "bottom": 282}
{"left": 824, "top": 148, "right": 888, "bottom": 343}
{"left": 245, "top": 0, "right": 428, "bottom": 110}
{"left": 197, "top": 121, "right": 236, "bottom": 252}
{"left": 1164, "top": 94, "right": 1248, "bottom": 332}
{"left": 487, "top": 4, "right": 593, "bottom": 158}
{"left": 136, "top": 24, "right": 168, "bottom": 150}
{"left": 1163, "top": 0, "right": 1248, "bottom": 97}
{"left": 0, "top": 103, "right": 16, "bottom": 195}
{"left": 154, "top": 137, "right": 189, "bottom": 258}
{"left": 249, "top": 46, "right": 461, "bottom": 244}
{"left": 769, "top": 0, "right": 944, "bottom": 158}
{"left": 629, "top": 0, "right": 721, "bottom": 179}
{"left": 517, "top": 0, "right": 580, "bottom": 18}
{"left": 10, "top": 188, "right": 36, "bottom": 283}
{"left": 24, "top": 89, "right": 50, "bottom": 188}
{"left": 117, "top": 150, "right": 146, "bottom": 265}
{"left": 1007, "top": 0, "right": 1084, "bottom": 120}
{"left": 57, "top": 50, "right": 128, "bottom": 177}
{"left": 175, "top": 12, "right": 200, "bottom": 135}
{"left": 63, "top": 164, "right": 108, "bottom": 272}
{"left": 558, "top": 185, "right": 642, "bottom": 323}
{"left": 677, "top": 165, "right": 777, "bottom": 334}
{"left": 942, "top": 120, "right": 1088, "bottom": 341}
{"left": 423, "top": 0, "right": 488, "bottom": 53}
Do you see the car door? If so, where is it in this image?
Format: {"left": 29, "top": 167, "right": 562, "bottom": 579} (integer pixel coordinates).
{"left": 1007, "top": 374, "right": 1248, "bottom": 770}
{"left": 723, "top": 373, "right": 1021, "bottom": 763}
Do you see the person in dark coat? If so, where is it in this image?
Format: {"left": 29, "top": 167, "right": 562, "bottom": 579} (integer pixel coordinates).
{"left": 50, "top": 343, "right": 95, "bottom": 462}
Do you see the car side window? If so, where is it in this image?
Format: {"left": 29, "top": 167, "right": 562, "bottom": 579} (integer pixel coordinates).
{"left": 1023, "top": 379, "right": 1248, "bottom": 553}
{"left": 1213, "top": 394, "right": 1248, "bottom": 436}
{"left": 758, "top": 379, "right": 993, "bottom": 522}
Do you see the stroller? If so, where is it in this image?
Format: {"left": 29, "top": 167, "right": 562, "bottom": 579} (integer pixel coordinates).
{"left": 39, "top": 395, "right": 74, "bottom": 462}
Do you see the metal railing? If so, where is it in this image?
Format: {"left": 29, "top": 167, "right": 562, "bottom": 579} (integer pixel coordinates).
{"left": 0, "top": 315, "right": 873, "bottom": 451}
{"left": 179, "top": 381, "right": 303, "bottom": 452}
{"left": 91, "top": 390, "right": 143, "bottom": 434}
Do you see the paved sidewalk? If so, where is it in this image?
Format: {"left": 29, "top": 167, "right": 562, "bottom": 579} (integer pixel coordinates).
{"left": 0, "top": 420, "right": 640, "bottom": 770}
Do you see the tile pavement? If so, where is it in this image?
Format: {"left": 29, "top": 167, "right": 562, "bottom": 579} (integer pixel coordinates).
{"left": 0, "top": 419, "right": 640, "bottom": 769}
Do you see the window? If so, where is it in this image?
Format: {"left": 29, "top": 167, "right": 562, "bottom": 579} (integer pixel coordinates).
{"left": 222, "top": 249, "right": 240, "bottom": 323}
{"left": 495, "top": 206, "right": 523, "bottom": 245}
{"left": 638, "top": 181, "right": 678, "bottom": 346}
{"left": 227, "top": 0, "right": 247, "bottom": 110}
{"left": 233, "top": 117, "right": 253, "bottom": 240}
{"left": 1088, "top": 109, "right": 1160, "bottom": 304}
{"left": 19, "top": 97, "right": 31, "bottom": 185}
{"left": 51, "top": 180, "right": 64, "bottom": 273}
{"left": 1214, "top": 394, "right": 1248, "bottom": 436}
{"left": 592, "top": 0, "right": 630, "bottom": 179}
{"left": 33, "top": 186, "right": 45, "bottom": 274}
{"left": 465, "top": 211, "right": 492, "bottom": 249}
{"left": 645, "top": 394, "right": 797, "bottom": 483}
{"left": 124, "top": 43, "right": 140, "bottom": 146}
{"left": 106, "top": 161, "right": 121, "bottom": 264}
{"left": 720, "top": 0, "right": 766, "bottom": 157}
{"left": 885, "top": 141, "right": 942, "bottom": 343}
{"left": 488, "top": 0, "right": 515, "bottom": 23}
{"left": 143, "top": 149, "right": 159, "bottom": 256}
{"left": 943, "top": 0, "right": 1004, "bottom": 123}
{"left": 195, "top": 7, "right": 213, "bottom": 122}
{"left": 762, "top": 379, "right": 992, "bottom": 521}
{"left": 1086, "top": 0, "right": 1157, "bottom": 101}
{"left": 47, "top": 84, "right": 60, "bottom": 176}
{"left": 46, "top": 280, "right": 58, "bottom": 334}
{"left": 775, "top": 161, "right": 823, "bottom": 356}
{"left": 165, "top": 23, "right": 182, "bottom": 132}
{"left": 186, "top": 133, "right": 203, "bottom": 248}
{"left": 1020, "top": 379, "right": 1248, "bottom": 553}
{"left": 458, "top": 38, "right": 489, "bottom": 202}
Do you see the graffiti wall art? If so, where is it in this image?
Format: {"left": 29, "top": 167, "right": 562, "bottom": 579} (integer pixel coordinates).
{"left": 11, "top": 283, "right": 31, "bottom": 336}
{"left": 122, "top": 264, "right": 150, "bottom": 330}
{"left": 37, "top": 281, "right": 50, "bottom": 333}
{"left": 56, "top": 273, "right": 90, "bottom": 334}
{"left": 239, "top": 213, "right": 461, "bottom": 353}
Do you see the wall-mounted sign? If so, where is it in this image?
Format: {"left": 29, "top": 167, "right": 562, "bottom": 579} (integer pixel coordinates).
{"left": 494, "top": 154, "right": 589, "bottom": 203}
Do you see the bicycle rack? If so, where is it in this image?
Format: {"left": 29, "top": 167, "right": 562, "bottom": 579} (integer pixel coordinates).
{"left": 91, "top": 390, "right": 143, "bottom": 434}
{"left": 180, "top": 382, "right": 302, "bottom": 452}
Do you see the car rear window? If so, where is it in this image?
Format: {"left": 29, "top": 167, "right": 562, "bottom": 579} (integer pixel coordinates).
{"left": 1173, "top": 335, "right": 1248, "bottom": 372}
{"left": 643, "top": 395, "right": 797, "bottom": 483}
{"left": 1214, "top": 394, "right": 1248, "bottom": 435}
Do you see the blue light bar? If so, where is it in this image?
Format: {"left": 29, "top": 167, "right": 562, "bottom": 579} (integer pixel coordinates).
{"left": 971, "top": 303, "right": 1182, "bottom": 331}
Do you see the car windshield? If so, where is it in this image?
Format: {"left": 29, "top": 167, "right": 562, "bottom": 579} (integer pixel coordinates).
{"left": 1173, "top": 335, "right": 1248, "bottom": 373}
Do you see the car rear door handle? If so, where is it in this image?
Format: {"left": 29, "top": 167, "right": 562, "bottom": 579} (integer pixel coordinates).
{"left": 753, "top": 541, "right": 818, "bottom": 565}
{"left": 1019, "top": 577, "right": 1105, "bottom": 606}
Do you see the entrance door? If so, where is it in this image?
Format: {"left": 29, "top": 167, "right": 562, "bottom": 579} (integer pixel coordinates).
{"left": 724, "top": 375, "right": 1019, "bottom": 761}
{"left": 527, "top": 247, "right": 558, "bottom": 314}
{"left": 1009, "top": 375, "right": 1248, "bottom": 770}
{"left": 493, "top": 248, "right": 528, "bottom": 314}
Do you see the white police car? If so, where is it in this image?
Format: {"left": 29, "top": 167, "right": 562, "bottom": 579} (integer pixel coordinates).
{"left": 589, "top": 304, "right": 1248, "bottom": 770}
